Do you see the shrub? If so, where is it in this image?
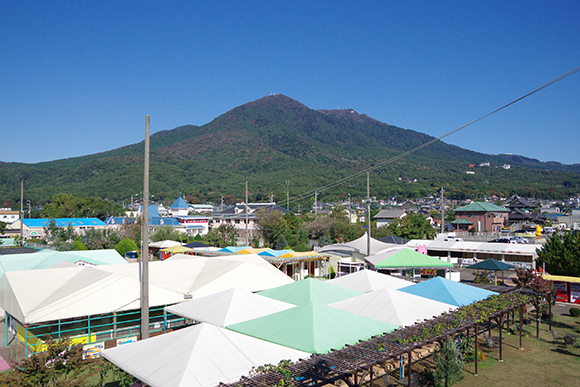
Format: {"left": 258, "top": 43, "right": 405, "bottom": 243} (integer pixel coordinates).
{"left": 115, "top": 238, "right": 139, "bottom": 258}
{"left": 570, "top": 307, "right": 580, "bottom": 317}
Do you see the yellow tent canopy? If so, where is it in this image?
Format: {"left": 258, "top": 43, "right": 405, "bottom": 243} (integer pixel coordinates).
{"left": 160, "top": 245, "right": 194, "bottom": 254}
{"left": 237, "top": 248, "right": 272, "bottom": 255}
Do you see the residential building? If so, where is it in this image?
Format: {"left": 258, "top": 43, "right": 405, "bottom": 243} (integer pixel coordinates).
{"left": 507, "top": 197, "right": 546, "bottom": 225}
{"left": 212, "top": 203, "right": 289, "bottom": 245}
{"left": 373, "top": 209, "right": 407, "bottom": 227}
{"left": 453, "top": 202, "right": 509, "bottom": 233}
{"left": 0, "top": 208, "right": 19, "bottom": 224}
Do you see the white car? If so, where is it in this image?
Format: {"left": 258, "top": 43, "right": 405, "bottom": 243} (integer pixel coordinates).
{"left": 510, "top": 236, "right": 529, "bottom": 244}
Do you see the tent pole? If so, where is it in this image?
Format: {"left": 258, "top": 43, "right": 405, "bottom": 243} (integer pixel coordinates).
{"left": 164, "top": 309, "right": 167, "bottom": 333}
{"left": 25, "top": 325, "right": 28, "bottom": 358}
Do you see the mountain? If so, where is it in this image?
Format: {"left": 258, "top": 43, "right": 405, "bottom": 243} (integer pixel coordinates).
{"left": 1, "top": 94, "right": 579, "bottom": 207}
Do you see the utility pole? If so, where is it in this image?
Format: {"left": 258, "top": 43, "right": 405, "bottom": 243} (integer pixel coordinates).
{"left": 366, "top": 173, "right": 371, "bottom": 257}
{"left": 20, "top": 181, "right": 23, "bottom": 241}
{"left": 141, "top": 115, "right": 150, "bottom": 340}
{"left": 245, "top": 181, "right": 249, "bottom": 246}
{"left": 314, "top": 191, "right": 318, "bottom": 216}
{"left": 348, "top": 193, "right": 351, "bottom": 224}
{"left": 286, "top": 180, "right": 290, "bottom": 211}
{"left": 27, "top": 200, "right": 31, "bottom": 218}
{"left": 440, "top": 187, "right": 445, "bottom": 234}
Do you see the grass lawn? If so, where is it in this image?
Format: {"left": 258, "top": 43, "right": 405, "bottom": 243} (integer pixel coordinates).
{"left": 454, "top": 311, "right": 580, "bottom": 387}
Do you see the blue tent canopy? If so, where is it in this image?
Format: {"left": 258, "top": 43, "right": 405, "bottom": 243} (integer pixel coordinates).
{"left": 399, "top": 277, "right": 497, "bottom": 307}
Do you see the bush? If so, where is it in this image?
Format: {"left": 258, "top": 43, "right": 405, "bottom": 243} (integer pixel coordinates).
{"left": 115, "top": 238, "right": 139, "bottom": 258}
{"left": 473, "top": 272, "right": 491, "bottom": 284}
{"left": 570, "top": 307, "right": 580, "bottom": 317}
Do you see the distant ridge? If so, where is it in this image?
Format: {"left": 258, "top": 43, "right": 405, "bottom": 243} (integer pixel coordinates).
{"left": 1, "top": 94, "right": 579, "bottom": 205}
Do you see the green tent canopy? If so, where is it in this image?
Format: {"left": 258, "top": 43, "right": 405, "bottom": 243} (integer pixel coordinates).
{"left": 450, "top": 218, "right": 473, "bottom": 225}
{"left": 258, "top": 277, "right": 363, "bottom": 306}
{"left": 227, "top": 301, "right": 398, "bottom": 354}
{"left": 372, "top": 248, "right": 453, "bottom": 270}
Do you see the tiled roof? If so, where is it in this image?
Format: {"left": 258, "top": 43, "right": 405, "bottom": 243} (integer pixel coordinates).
{"left": 454, "top": 202, "right": 509, "bottom": 213}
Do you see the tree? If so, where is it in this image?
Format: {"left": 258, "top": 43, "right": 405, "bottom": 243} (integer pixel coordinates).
{"left": 274, "top": 235, "right": 288, "bottom": 250}
{"left": 536, "top": 230, "right": 580, "bottom": 276}
{"left": 205, "top": 224, "right": 238, "bottom": 247}
{"left": 330, "top": 221, "right": 364, "bottom": 243}
{"left": 43, "top": 220, "right": 76, "bottom": 250}
{"left": 82, "top": 228, "right": 121, "bottom": 250}
{"left": 255, "top": 210, "right": 309, "bottom": 249}
{"left": 383, "top": 213, "right": 436, "bottom": 240}
{"left": 0, "top": 221, "right": 6, "bottom": 236}
{"left": 73, "top": 240, "right": 88, "bottom": 250}
{"left": 256, "top": 209, "right": 286, "bottom": 247}
{"left": 150, "top": 225, "right": 182, "bottom": 243}
{"left": 41, "top": 194, "right": 123, "bottom": 220}
{"left": 514, "top": 267, "right": 553, "bottom": 338}
{"left": 432, "top": 336, "right": 464, "bottom": 387}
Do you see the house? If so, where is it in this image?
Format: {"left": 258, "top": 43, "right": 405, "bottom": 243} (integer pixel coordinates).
{"left": 453, "top": 202, "right": 509, "bottom": 233}
{"left": 189, "top": 204, "right": 214, "bottom": 214}
{"left": 506, "top": 197, "right": 546, "bottom": 225}
{"left": 373, "top": 209, "right": 407, "bottom": 227}
{"left": 0, "top": 208, "right": 20, "bottom": 224}
{"left": 212, "top": 203, "right": 289, "bottom": 245}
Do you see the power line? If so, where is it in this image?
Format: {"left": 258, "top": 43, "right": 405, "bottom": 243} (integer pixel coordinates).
{"left": 281, "top": 66, "right": 580, "bottom": 206}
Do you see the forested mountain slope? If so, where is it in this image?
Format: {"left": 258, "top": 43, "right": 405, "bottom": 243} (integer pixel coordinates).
{"left": 1, "top": 94, "right": 579, "bottom": 205}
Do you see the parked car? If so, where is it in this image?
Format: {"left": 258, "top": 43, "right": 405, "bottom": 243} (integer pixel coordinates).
{"left": 510, "top": 236, "right": 529, "bottom": 244}
{"left": 488, "top": 238, "right": 514, "bottom": 243}
{"left": 542, "top": 227, "right": 555, "bottom": 234}
{"left": 513, "top": 228, "right": 536, "bottom": 236}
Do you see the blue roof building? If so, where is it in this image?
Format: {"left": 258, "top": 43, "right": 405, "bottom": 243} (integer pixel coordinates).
{"left": 9, "top": 218, "right": 107, "bottom": 240}
{"left": 169, "top": 197, "right": 190, "bottom": 216}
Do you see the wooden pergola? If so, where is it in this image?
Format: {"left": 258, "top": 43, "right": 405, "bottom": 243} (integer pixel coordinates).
{"left": 219, "top": 292, "right": 528, "bottom": 387}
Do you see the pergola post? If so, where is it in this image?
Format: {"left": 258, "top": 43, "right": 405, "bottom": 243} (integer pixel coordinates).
{"left": 519, "top": 304, "right": 523, "bottom": 350}
{"left": 474, "top": 323, "right": 479, "bottom": 376}
{"left": 407, "top": 349, "right": 412, "bottom": 387}
{"left": 499, "top": 313, "right": 503, "bottom": 362}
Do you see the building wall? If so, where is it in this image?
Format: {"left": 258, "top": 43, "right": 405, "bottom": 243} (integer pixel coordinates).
{"left": 455, "top": 211, "right": 507, "bottom": 232}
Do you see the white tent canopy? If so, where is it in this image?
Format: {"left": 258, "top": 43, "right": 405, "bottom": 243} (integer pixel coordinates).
{"left": 149, "top": 240, "right": 183, "bottom": 249}
{"left": 0, "top": 254, "right": 293, "bottom": 324}
{"left": 329, "top": 287, "right": 456, "bottom": 327}
{"left": 101, "top": 323, "right": 310, "bottom": 387}
{"left": 327, "top": 269, "right": 412, "bottom": 293}
{"left": 317, "top": 233, "right": 396, "bottom": 256}
{"left": 165, "top": 288, "right": 295, "bottom": 327}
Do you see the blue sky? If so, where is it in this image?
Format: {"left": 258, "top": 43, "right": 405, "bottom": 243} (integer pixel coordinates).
{"left": 2, "top": 1, "right": 579, "bottom": 164}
